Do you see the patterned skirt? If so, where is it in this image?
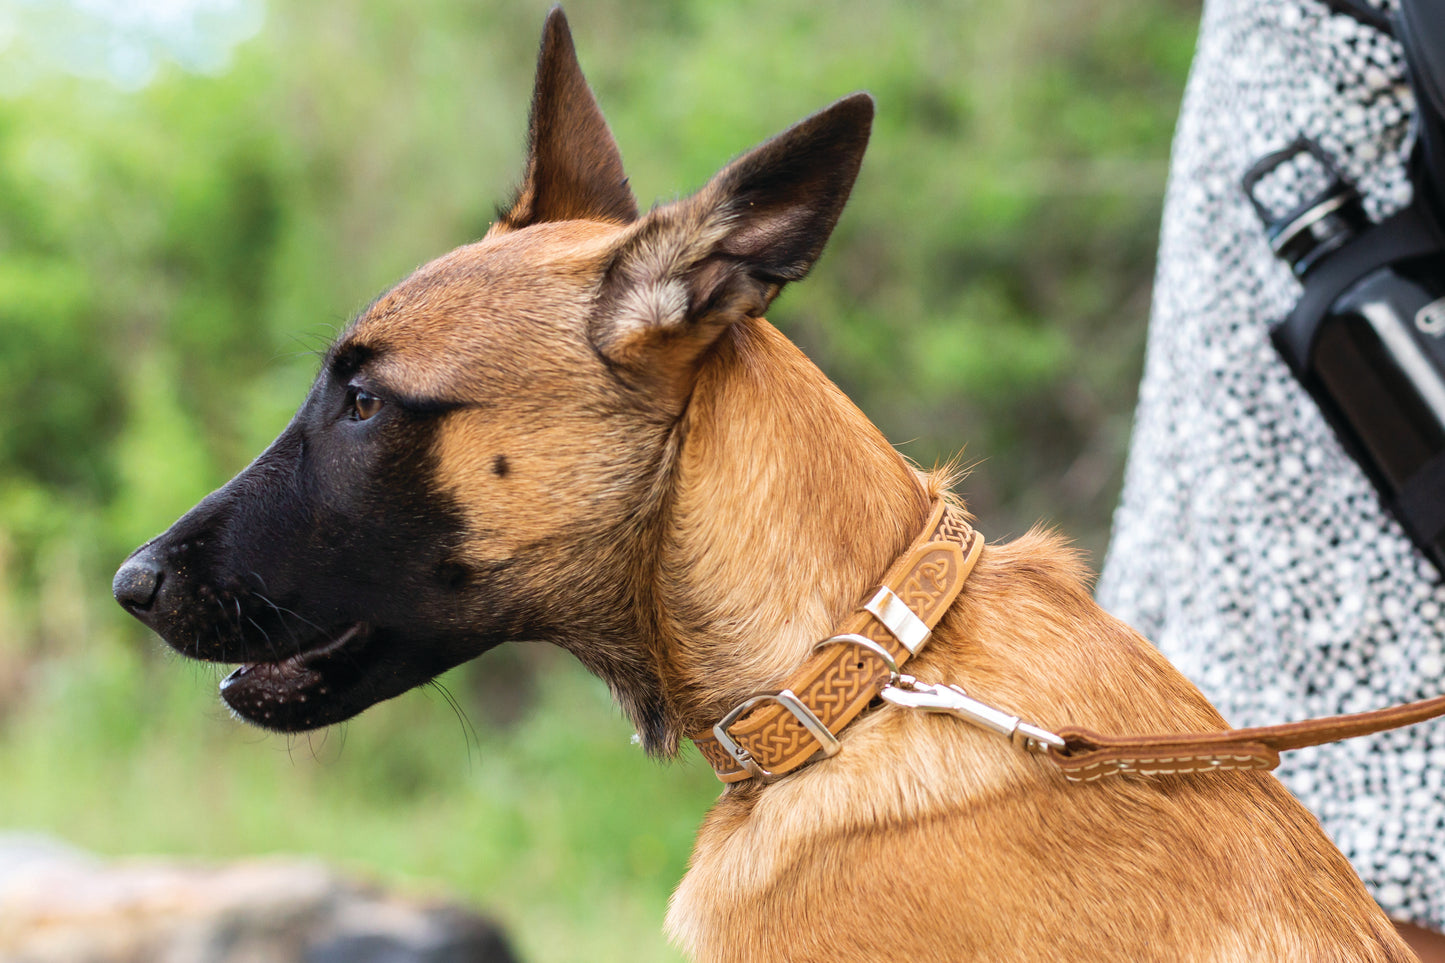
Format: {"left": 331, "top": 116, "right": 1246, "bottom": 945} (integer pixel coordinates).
{"left": 1098, "top": 0, "right": 1445, "bottom": 927}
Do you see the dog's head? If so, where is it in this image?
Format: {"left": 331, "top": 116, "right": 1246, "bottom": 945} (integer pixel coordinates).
{"left": 112, "top": 9, "right": 872, "bottom": 748}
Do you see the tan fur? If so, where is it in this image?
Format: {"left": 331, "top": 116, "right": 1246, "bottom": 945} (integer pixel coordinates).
{"left": 658, "top": 317, "right": 1410, "bottom": 963}
{"left": 338, "top": 12, "right": 1416, "bottom": 960}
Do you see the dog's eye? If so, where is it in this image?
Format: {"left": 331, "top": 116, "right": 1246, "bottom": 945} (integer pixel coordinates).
{"left": 350, "top": 390, "right": 383, "bottom": 422}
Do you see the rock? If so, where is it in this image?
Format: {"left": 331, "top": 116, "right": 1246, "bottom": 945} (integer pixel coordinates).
{"left": 0, "top": 834, "right": 518, "bottom": 963}
{"left": 0, "top": 833, "right": 96, "bottom": 890}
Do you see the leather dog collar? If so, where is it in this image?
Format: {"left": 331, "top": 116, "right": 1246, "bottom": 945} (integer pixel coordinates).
{"left": 693, "top": 496, "right": 1445, "bottom": 787}
{"left": 692, "top": 499, "right": 984, "bottom": 783}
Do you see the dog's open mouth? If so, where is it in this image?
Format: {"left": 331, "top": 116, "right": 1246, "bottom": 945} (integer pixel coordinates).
{"left": 219, "top": 623, "right": 371, "bottom": 732}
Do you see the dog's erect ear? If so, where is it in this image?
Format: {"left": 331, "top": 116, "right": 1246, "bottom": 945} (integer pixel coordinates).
{"left": 497, "top": 7, "right": 638, "bottom": 229}
{"left": 591, "top": 93, "right": 874, "bottom": 378}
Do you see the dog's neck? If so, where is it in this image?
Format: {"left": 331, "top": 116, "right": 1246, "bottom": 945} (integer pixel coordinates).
{"left": 653, "top": 316, "right": 932, "bottom": 733}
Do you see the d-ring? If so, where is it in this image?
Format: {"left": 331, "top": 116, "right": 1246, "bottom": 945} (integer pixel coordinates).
{"left": 816, "top": 633, "right": 901, "bottom": 686}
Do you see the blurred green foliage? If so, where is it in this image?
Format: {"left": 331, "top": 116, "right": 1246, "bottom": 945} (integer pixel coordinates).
{"left": 0, "top": 0, "right": 1200, "bottom": 960}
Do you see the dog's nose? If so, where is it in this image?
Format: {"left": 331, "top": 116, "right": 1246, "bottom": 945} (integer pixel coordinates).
{"left": 113, "top": 553, "right": 164, "bottom": 613}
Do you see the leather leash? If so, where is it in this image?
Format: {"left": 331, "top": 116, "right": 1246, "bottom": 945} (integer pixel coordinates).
{"left": 1048, "top": 695, "right": 1445, "bottom": 783}
{"left": 694, "top": 498, "right": 1445, "bottom": 785}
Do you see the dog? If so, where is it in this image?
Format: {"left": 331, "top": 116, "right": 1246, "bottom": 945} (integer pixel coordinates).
{"left": 112, "top": 9, "right": 1417, "bottom": 961}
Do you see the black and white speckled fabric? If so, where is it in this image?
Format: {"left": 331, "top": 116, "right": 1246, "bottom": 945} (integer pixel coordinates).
{"left": 1097, "top": 0, "right": 1445, "bottom": 927}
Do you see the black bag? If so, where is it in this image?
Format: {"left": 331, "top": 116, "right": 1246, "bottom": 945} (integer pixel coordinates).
{"left": 1244, "top": 0, "right": 1445, "bottom": 575}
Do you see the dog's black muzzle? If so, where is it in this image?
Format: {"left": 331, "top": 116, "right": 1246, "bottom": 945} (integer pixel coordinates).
{"left": 110, "top": 425, "right": 379, "bottom": 731}
{"left": 110, "top": 373, "right": 507, "bottom": 732}
{"left": 111, "top": 424, "right": 306, "bottom": 665}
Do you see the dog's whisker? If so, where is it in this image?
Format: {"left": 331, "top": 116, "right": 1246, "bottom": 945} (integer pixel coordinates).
{"left": 252, "top": 593, "right": 306, "bottom": 648}
{"left": 427, "top": 679, "right": 480, "bottom": 771}
{"left": 254, "top": 592, "right": 327, "bottom": 636}
{"left": 306, "top": 725, "right": 339, "bottom": 763}
{"left": 244, "top": 616, "right": 282, "bottom": 663}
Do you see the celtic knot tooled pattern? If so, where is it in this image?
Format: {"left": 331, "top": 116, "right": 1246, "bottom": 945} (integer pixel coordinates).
{"left": 936, "top": 506, "right": 976, "bottom": 549}
{"left": 898, "top": 552, "right": 957, "bottom": 621}
{"left": 733, "top": 706, "right": 822, "bottom": 766}
{"left": 696, "top": 739, "right": 735, "bottom": 771}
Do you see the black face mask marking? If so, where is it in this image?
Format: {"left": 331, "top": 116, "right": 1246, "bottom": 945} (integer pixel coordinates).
{"left": 112, "top": 356, "right": 519, "bottom": 731}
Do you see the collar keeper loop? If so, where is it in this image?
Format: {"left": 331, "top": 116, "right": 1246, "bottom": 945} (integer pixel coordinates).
{"left": 864, "top": 586, "right": 932, "bottom": 655}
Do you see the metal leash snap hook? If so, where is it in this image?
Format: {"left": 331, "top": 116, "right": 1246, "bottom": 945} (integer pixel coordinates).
{"left": 877, "top": 679, "right": 960, "bottom": 711}
{"left": 879, "top": 679, "right": 1065, "bottom": 755}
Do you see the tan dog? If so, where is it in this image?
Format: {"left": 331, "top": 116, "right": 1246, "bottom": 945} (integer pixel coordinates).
{"left": 112, "top": 10, "right": 1416, "bottom": 961}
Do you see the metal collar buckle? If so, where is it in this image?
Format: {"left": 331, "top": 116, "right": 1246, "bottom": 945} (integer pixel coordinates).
{"left": 712, "top": 689, "right": 841, "bottom": 783}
